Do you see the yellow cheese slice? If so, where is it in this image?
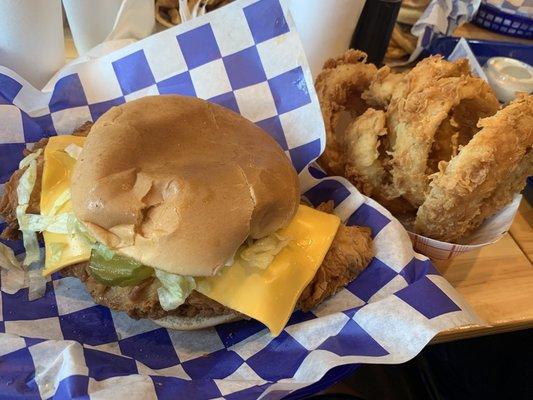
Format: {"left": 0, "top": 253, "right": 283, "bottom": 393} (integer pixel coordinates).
{"left": 40, "top": 137, "right": 341, "bottom": 335}
{"left": 41, "top": 135, "right": 91, "bottom": 275}
{"left": 197, "top": 205, "right": 340, "bottom": 336}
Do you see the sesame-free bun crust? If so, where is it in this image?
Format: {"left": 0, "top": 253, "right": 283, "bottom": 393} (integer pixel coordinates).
{"left": 71, "top": 95, "right": 299, "bottom": 276}
{"left": 154, "top": 313, "right": 242, "bottom": 331}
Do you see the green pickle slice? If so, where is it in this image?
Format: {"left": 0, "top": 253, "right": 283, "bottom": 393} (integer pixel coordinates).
{"left": 88, "top": 247, "right": 154, "bottom": 287}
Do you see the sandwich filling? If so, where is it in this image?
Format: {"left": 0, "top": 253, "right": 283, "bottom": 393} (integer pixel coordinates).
{"left": 21, "top": 135, "right": 340, "bottom": 335}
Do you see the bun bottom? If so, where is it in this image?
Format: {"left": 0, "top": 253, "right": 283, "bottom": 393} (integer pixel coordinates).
{"left": 154, "top": 312, "right": 242, "bottom": 330}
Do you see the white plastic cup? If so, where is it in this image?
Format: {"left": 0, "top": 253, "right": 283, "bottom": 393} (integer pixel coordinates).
{"left": 0, "top": 0, "right": 65, "bottom": 89}
{"left": 63, "top": 0, "right": 124, "bottom": 55}
{"left": 288, "top": 0, "right": 366, "bottom": 78}
{"left": 484, "top": 57, "right": 533, "bottom": 103}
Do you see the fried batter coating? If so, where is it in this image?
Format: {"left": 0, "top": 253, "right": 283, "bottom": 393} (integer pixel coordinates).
{"left": 0, "top": 134, "right": 374, "bottom": 320}
{"left": 344, "top": 108, "right": 388, "bottom": 195}
{"left": 464, "top": 150, "right": 533, "bottom": 239}
{"left": 318, "top": 53, "right": 529, "bottom": 243}
{"left": 390, "top": 75, "right": 500, "bottom": 207}
{"left": 343, "top": 108, "right": 410, "bottom": 215}
{"left": 361, "top": 66, "right": 405, "bottom": 109}
{"left": 298, "top": 201, "right": 374, "bottom": 312}
{"left": 385, "top": 56, "right": 471, "bottom": 149}
{"left": 315, "top": 50, "right": 377, "bottom": 176}
{"left": 62, "top": 203, "right": 374, "bottom": 319}
{"left": 415, "top": 94, "right": 533, "bottom": 242}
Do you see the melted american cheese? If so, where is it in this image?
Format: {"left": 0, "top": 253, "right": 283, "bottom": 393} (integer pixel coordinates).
{"left": 40, "top": 135, "right": 340, "bottom": 335}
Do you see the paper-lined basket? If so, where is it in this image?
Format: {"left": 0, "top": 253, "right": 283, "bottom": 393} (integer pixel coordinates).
{"left": 0, "top": 1, "right": 481, "bottom": 399}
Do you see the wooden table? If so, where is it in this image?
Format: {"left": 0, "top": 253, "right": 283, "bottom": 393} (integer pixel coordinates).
{"left": 434, "top": 199, "right": 533, "bottom": 343}
{"left": 454, "top": 23, "right": 533, "bottom": 46}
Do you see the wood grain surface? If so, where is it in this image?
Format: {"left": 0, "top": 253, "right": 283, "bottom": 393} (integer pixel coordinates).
{"left": 434, "top": 200, "right": 533, "bottom": 343}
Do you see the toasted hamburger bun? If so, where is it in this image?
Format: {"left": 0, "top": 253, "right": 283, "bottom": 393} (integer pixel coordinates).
{"left": 154, "top": 312, "right": 242, "bottom": 331}
{"left": 70, "top": 95, "right": 300, "bottom": 277}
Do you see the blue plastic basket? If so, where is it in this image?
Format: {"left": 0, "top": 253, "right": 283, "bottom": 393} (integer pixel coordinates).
{"left": 473, "top": 2, "right": 533, "bottom": 39}
{"left": 423, "top": 36, "right": 533, "bottom": 66}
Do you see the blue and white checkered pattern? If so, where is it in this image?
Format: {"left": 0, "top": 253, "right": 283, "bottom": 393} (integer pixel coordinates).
{"left": 483, "top": 0, "right": 533, "bottom": 17}
{"left": 410, "top": 0, "right": 481, "bottom": 60}
{"left": 0, "top": 0, "right": 479, "bottom": 398}
{"left": 474, "top": 1, "right": 533, "bottom": 38}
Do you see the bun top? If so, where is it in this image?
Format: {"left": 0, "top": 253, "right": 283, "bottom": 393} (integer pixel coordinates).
{"left": 71, "top": 95, "right": 299, "bottom": 276}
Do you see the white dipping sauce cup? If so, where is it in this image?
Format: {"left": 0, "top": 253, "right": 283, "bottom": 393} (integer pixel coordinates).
{"left": 484, "top": 57, "right": 533, "bottom": 103}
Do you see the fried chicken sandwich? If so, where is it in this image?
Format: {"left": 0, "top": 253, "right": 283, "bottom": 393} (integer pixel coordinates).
{"left": 0, "top": 95, "right": 373, "bottom": 335}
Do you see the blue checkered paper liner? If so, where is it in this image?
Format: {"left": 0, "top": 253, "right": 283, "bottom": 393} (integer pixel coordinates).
{"left": 401, "top": 0, "right": 482, "bottom": 64}
{"left": 482, "top": 0, "right": 533, "bottom": 17}
{"left": 0, "top": 0, "right": 480, "bottom": 398}
{"left": 410, "top": 0, "right": 533, "bottom": 51}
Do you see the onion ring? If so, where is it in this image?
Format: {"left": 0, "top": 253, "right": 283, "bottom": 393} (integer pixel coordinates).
{"left": 344, "top": 108, "right": 388, "bottom": 196}
{"left": 361, "top": 66, "right": 405, "bottom": 109}
{"left": 415, "top": 94, "right": 533, "bottom": 242}
{"left": 315, "top": 50, "right": 377, "bottom": 176}
{"left": 344, "top": 108, "right": 413, "bottom": 215}
{"left": 389, "top": 75, "right": 500, "bottom": 207}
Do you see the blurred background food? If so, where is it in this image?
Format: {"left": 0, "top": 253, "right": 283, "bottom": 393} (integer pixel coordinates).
{"left": 154, "top": 0, "right": 232, "bottom": 27}
{"left": 384, "top": 0, "right": 428, "bottom": 63}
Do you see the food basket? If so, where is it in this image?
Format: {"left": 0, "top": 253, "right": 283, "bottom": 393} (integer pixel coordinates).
{"left": 473, "top": 1, "right": 533, "bottom": 39}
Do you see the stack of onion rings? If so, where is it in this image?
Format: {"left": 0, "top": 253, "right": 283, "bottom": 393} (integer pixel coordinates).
{"left": 317, "top": 50, "right": 533, "bottom": 242}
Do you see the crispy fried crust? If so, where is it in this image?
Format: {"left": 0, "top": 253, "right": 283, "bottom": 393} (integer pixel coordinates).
{"left": 319, "top": 52, "right": 530, "bottom": 243}
{"left": 383, "top": 56, "right": 472, "bottom": 150}
{"left": 60, "top": 263, "right": 235, "bottom": 319}
{"left": 344, "top": 108, "right": 388, "bottom": 196}
{"left": 60, "top": 215, "right": 373, "bottom": 320}
{"left": 361, "top": 66, "right": 404, "bottom": 109}
{"left": 315, "top": 50, "right": 378, "bottom": 176}
{"left": 298, "top": 202, "right": 373, "bottom": 311}
{"left": 344, "top": 108, "right": 413, "bottom": 216}
{"left": 389, "top": 75, "right": 500, "bottom": 207}
{"left": 0, "top": 130, "right": 374, "bottom": 321}
{"left": 415, "top": 94, "right": 533, "bottom": 242}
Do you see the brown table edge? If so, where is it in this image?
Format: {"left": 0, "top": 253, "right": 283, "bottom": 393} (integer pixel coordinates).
{"left": 431, "top": 320, "right": 533, "bottom": 344}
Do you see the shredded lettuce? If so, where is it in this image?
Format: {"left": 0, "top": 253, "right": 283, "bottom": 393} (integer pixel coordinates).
{"left": 93, "top": 242, "right": 115, "bottom": 261}
{"left": 27, "top": 266, "right": 46, "bottom": 301}
{"left": 18, "top": 212, "right": 72, "bottom": 234}
{"left": 66, "top": 214, "right": 96, "bottom": 244}
{"left": 19, "top": 149, "right": 42, "bottom": 169}
{"left": 48, "top": 242, "right": 67, "bottom": 264}
{"left": 48, "top": 190, "right": 71, "bottom": 215}
{"left": 64, "top": 143, "right": 83, "bottom": 160}
{"left": 16, "top": 150, "right": 43, "bottom": 266}
{"left": 239, "top": 233, "right": 290, "bottom": 269}
{"left": 155, "top": 270, "right": 196, "bottom": 311}
{"left": 16, "top": 190, "right": 74, "bottom": 238}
